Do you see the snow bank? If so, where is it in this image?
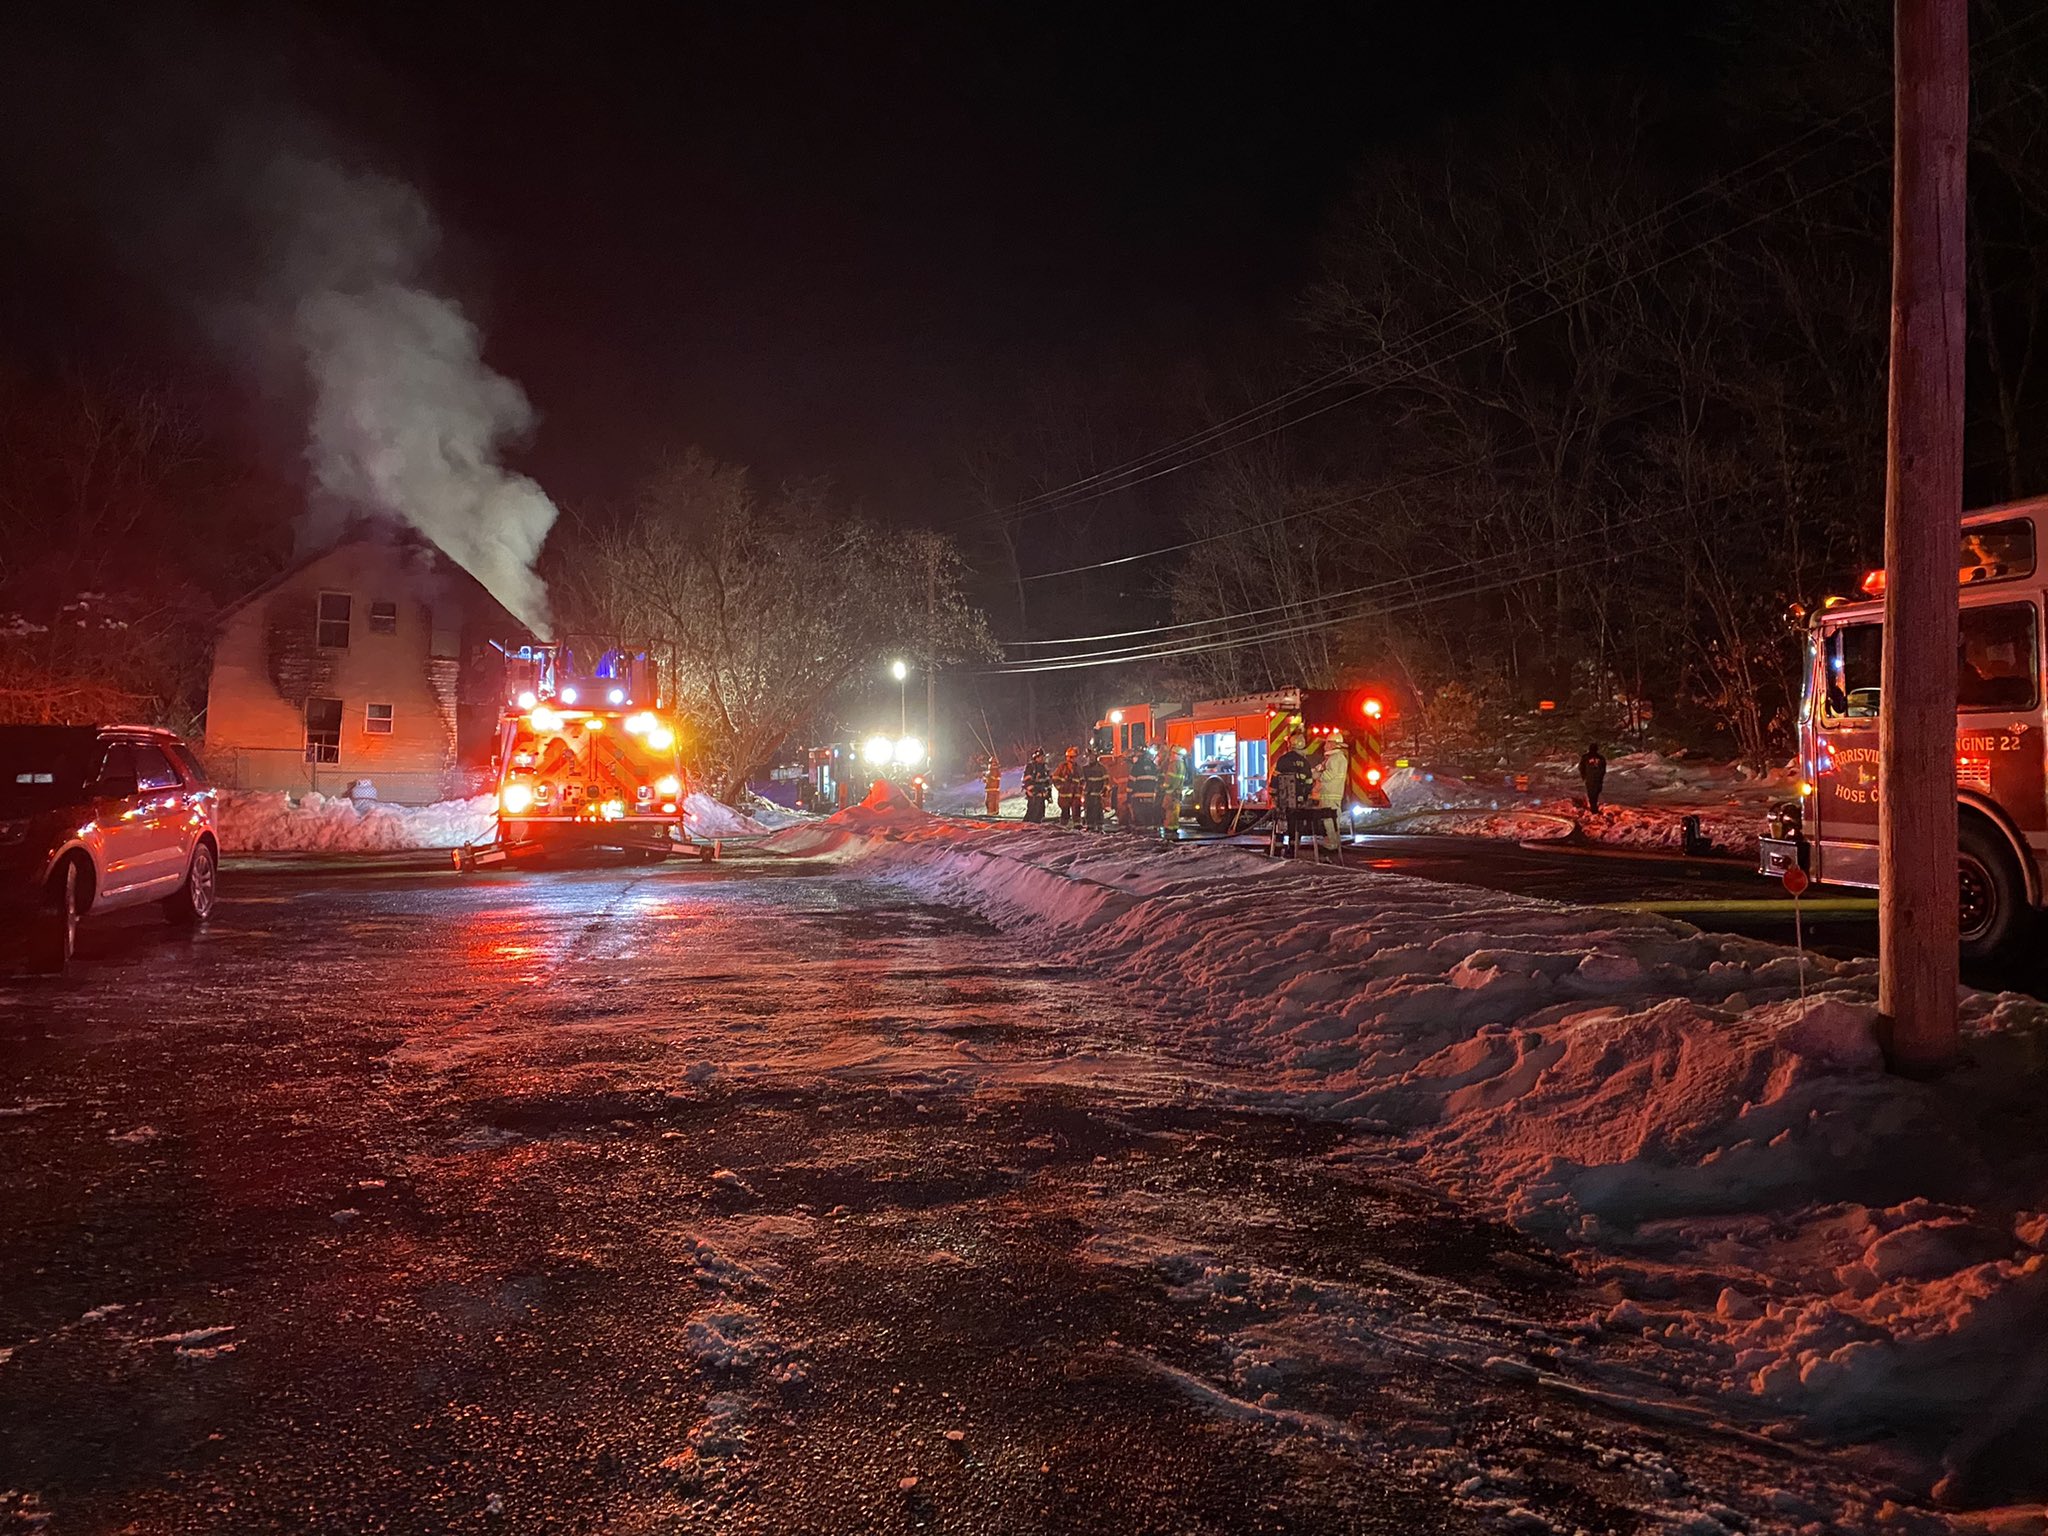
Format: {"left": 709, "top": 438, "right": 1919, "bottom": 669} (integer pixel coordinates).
{"left": 683, "top": 792, "right": 767, "bottom": 838}
{"left": 215, "top": 790, "right": 495, "bottom": 852}
{"left": 1376, "top": 753, "right": 1794, "bottom": 855}
{"left": 763, "top": 810, "right": 2048, "bottom": 1506}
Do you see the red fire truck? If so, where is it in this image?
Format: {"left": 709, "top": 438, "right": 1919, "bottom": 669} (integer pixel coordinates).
{"left": 1094, "top": 687, "right": 1399, "bottom": 832}
{"left": 457, "top": 642, "right": 690, "bottom": 868}
{"left": 1759, "top": 500, "right": 2046, "bottom": 960}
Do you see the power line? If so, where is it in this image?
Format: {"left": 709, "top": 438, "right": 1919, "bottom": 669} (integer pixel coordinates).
{"left": 982, "top": 492, "right": 1770, "bottom": 675}
{"left": 969, "top": 9, "right": 2044, "bottom": 537}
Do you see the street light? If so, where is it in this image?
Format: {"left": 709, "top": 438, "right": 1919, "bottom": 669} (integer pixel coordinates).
{"left": 889, "top": 658, "right": 909, "bottom": 734}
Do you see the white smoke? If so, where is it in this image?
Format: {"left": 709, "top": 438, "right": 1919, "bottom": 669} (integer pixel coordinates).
{"left": 259, "top": 153, "right": 557, "bottom": 636}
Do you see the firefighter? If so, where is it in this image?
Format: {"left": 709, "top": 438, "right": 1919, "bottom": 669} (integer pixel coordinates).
{"left": 1052, "top": 747, "right": 1079, "bottom": 825}
{"left": 1271, "top": 730, "right": 1317, "bottom": 856}
{"left": 983, "top": 754, "right": 1004, "bottom": 817}
{"left": 1578, "top": 743, "right": 1608, "bottom": 814}
{"left": 1080, "top": 748, "right": 1111, "bottom": 832}
{"left": 1314, "top": 732, "right": 1348, "bottom": 852}
{"left": 1107, "top": 747, "right": 1132, "bottom": 824}
{"left": 1023, "top": 748, "right": 1053, "bottom": 822}
{"left": 1125, "top": 746, "right": 1162, "bottom": 831}
{"left": 1160, "top": 746, "right": 1185, "bottom": 831}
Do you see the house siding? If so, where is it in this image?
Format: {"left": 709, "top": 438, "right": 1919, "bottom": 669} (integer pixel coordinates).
{"left": 204, "top": 541, "right": 515, "bottom": 804}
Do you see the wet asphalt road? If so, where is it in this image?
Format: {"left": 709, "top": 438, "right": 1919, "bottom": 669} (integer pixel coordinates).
{"left": 0, "top": 849, "right": 1938, "bottom": 1533}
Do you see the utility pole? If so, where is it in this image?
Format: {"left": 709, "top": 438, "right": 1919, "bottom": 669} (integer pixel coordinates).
{"left": 926, "top": 548, "right": 938, "bottom": 768}
{"left": 1879, "top": 0, "right": 1967, "bottom": 1072}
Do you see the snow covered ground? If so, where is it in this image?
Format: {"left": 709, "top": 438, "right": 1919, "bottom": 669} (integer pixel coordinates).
{"left": 767, "top": 785, "right": 2048, "bottom": 1519}
{"left": 215, "top": 788, "right": 779, "bottom": 852}
{"left": 1375, "top": 752, "right": 1795, "bottom": 856}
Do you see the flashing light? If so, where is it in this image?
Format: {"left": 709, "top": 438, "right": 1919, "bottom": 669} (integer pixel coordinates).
{"left": 560, "top": 686, "right": 579, "bottom": 705}
{"left": 894, "top": 736, "right": 925, "bottom": 767}
{"left": 530, "top": 706, "right": 564, "bottom": 733}
{"left": 656, "top": 774, "right": 681, "bottom": 798}
{"left": 534, "top": 783, "right": 552, "bottom": 802}
{"left": 1538, "top": 699, "right": 1556, "bottom": 712}
{"left": 1349, "top": 803, "right": 1367, "bottom": 818}
{"left": 1861, "top": 569, "right": 1887, "bottom": 597}
{"left": 601, "top": 799, "right": 625, "bottom": 820}
{"left": 1361, "top": 696, "right": 1384, "bottom": 720}
{"left": 660, "top": 802, "right": 677, "bottom": 813}
{"left": 586, "top": 717, "right": 604, "bottom": 731}
{"left": 1365, "top": 766, "right": 1384, "bottom": 786}
{"left": 1110, "top": 709, "right": 1124, "bottom": 724}
{"left": 1799, "top": 780, "right": 1816, "bottom": 798}
{"left": 637, "top": 784, "right": 653, "bottom": 801}
{"left": 516, "top": 690, "right": 538, "bottom": 709}
{"left": 646, "top": 725, "right": 676, "bottom": 752}
{"left": 500, "top": 782, "right": 535, "bottom": 815}
{"left": 623, "top": 712, "right": 654, "bottom": 735}
{"left": 863, "top": 734, "right": 895, "bottom": 765}
{"left": 608, "top": 687, "right": 627, "bottom": 705}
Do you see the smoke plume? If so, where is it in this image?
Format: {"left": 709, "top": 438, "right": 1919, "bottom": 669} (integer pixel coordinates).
{"left": 260, "top": 153, "right": 557, "bottom": 636}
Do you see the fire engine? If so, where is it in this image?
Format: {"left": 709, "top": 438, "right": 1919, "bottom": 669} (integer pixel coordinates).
{"left": 1092, "top": 686, "right": 1399, "bottom": 832}
{"left": 1759, "top": 499, "right": 2047, "bottom": 960}
{"left": 456, "top": 642, "right": 691, "bottom": 869}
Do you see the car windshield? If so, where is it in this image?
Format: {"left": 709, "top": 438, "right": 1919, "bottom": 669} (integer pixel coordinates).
{"left": 0, "top": 726, "right": 99, "bottom": 813}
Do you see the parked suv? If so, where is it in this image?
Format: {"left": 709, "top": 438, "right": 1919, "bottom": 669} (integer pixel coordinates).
{"left": 0, "top": 724, "right": 219, "bottom": 973}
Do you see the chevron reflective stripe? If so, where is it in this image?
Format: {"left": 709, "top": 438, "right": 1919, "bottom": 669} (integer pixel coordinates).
{"left": 1267, "top": 710, "right": 1300, "bottom": 755}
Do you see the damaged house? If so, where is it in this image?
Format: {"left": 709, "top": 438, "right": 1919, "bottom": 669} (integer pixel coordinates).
{"left": 202, "top": 532, "right": 530, "bottom": 804}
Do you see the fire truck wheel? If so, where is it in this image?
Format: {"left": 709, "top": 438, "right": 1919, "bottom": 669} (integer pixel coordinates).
{"left": 1958, "top": 818, "right": 2030, "bottom": 963}
{"left": 1194, "top": 780, "right": 1233, "bottom": 833}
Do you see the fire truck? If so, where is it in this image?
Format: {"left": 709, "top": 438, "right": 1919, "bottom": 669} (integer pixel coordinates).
{"left": 456, "top": 642, "right": 691, "bottom": 869}
{"left": 1093, "top": 686, "right": 1399, "bottom": 832}
{"left": 1759, "top": 499, "right": 2046, "bottom": 960}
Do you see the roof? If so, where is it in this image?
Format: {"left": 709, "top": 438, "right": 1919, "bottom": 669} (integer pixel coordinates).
{"left": 212, "top": 529, "right": 523, "bottom": 634}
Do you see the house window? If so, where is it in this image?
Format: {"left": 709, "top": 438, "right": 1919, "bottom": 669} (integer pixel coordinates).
{"left": 305, "top": 697, "right": 343, "bottom": 764}
{"left": 368, "top": 601, "right": 399, "bottom": 635}
{"left": 365, "top": 702, "right": 395, "bottom": 735}
{"left": 317, "top": 593, "right": 352, "bottom": 649}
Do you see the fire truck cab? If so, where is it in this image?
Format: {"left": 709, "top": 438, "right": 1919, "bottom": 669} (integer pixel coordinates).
{"left": 458, "top": 643, "right": 689, "bottom": 868}
{"left": 1760, "top": 500, "right": 2047, "bottom": 960}
{"left": 1128, "top": 687, "right": 1397, "bottom": 832}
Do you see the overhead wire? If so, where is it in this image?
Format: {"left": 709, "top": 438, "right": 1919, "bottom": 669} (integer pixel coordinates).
{"left": 974, "top": 8, "right": 2043, "bottom": 553}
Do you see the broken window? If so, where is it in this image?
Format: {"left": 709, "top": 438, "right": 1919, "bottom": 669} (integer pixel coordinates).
{"left": 305, "top": 697, "right": 343, "bottom": 763}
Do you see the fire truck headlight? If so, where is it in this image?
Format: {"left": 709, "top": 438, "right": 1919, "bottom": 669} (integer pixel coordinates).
{"left": 656, "top": 774, "right": 681, "bottom": 798}
{"left": 530, "top": 706, "right": 564, "bottom": 733}
{"left": 608, "top": 687, "right": 626, "bottom": 705}
{"left": 560, "top": 686, "right": 579, "bottom": 704}
{"left": 500, "top": 782, "right": 535, "bottom": 815}
{"left": 516, "top": 690, "right": 538, "bottom": 710}
{"left": 894, "top": 736, "right": 924, "bottom": 767}
{"left": 623, "top": 712, "right": 651, "bottom": 735}
{"left": 646, "top": 725, "right": 675, "bottom": 752}
{"left": 863, "top": 734, "right": 895, "bottom": 766}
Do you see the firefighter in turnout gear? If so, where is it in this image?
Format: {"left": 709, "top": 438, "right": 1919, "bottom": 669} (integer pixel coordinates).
{"left": 1052, "top": 747, "right": 1079, "bottom": 824}
{"left": 1080, "top": 749, "right": 1111, "bottom": 832}
{"left": 1023, "top": 749, "right": 1053, "bottom": 822}
{"left": 1125, "top": 747, "right": 1162, "bottom": 831}
{"left": 1270, "top": 730, "right": 1318, "bottom": 856}
{"left": 983, "top": 754, "right": 1004, "bottom": 817}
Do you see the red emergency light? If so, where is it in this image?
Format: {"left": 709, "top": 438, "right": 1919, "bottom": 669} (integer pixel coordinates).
{"left": 1359, "top": 696, "right": 1383, "bottom": 720}
{"left": 1861, "top": 568, "right": 1886, "bottom": 597}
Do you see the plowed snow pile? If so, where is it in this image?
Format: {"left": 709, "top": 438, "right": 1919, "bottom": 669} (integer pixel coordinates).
{"left": 218, "top": 789, "right": 768, "bottom": 850}
{"left": 766, "top": 801, "right": 2048, "bottom": 1513}
{"left": 1379, "top": 752, "right": 1792, "bottom": 855}
{"left": 216, "top": 790, "right": 495, "bottom": 851}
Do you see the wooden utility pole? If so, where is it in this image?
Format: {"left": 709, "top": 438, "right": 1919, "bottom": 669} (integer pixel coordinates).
{"left": 1879, "top": 0, "right": 1967, "bottom": 1072}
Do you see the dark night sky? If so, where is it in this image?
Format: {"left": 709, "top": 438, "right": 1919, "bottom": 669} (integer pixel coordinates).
{"left": 0, "top": 2, "right": 1701, "bottom": 524}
